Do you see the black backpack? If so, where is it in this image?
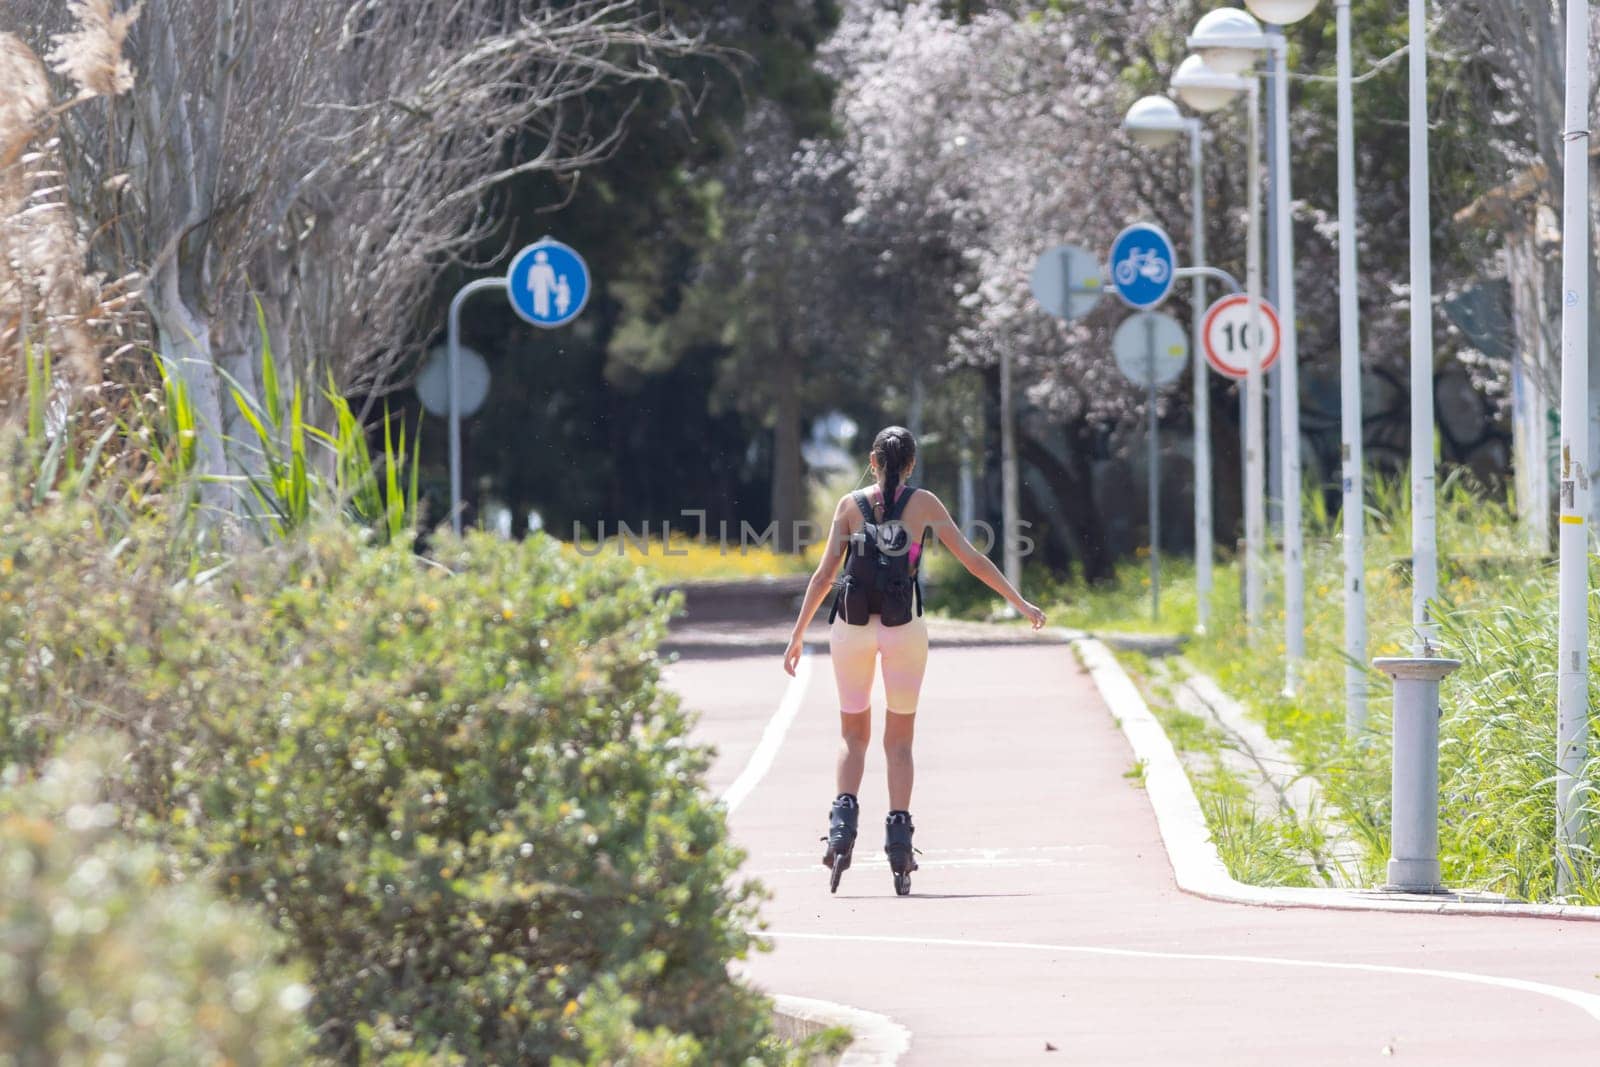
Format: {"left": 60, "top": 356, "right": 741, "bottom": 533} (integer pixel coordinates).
{"left": 828, "top": 487, "right": 927, "bottom": 628}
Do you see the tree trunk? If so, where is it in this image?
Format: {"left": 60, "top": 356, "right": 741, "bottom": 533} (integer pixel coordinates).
{"left": 1506, "top": 235, "right": 1553, "bottom": 547}
{"left": 1020, "top": 428, "right": 1115, "bottom": 584}
{"left": 149, "top": 264, "right": 233, "bottom": 521}
{"left": 770, "top": 343, "right": 804, "bottom": 553}
{"left": 980, "top": 363, "right": 1003, "bottom": 561}
{"left": 216, "top": 301, "right": 300, "bottom": 537}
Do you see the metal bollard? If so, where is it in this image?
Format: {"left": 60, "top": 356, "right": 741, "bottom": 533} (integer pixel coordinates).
{"left": 1373, "top": 652, "right": 1461, "bottom": 893}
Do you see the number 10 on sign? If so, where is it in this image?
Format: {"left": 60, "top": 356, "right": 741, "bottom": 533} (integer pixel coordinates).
{"left": 1202, "top": 294, "right": 1282, "bottom": 380}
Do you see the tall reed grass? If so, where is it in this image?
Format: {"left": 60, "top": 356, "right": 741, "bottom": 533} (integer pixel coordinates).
{"left": 1183, "top": 473, "right": 1597, "bottom": 902}
{"left": 25, "top": 325, "right": 420, "bottom": 549}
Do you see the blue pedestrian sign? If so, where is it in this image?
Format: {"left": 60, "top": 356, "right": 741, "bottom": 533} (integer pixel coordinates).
{"left": 1109, "top": 223, "right": 1176, "bottom": 310}
{"left": 507, "top": 237, "right": 591, "bottom": 328}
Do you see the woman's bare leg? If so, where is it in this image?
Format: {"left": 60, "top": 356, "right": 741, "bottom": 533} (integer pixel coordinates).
{"left": 883, "top": 709, "right": 915, "bottom": 810}
{"left": 837, "top": 709, "right": 871, "bottom": 795}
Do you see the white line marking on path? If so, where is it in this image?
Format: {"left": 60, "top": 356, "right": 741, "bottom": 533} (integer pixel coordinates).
{"left": 750, "top": 845, "right": 1105, "bottom": 878}
{"left": 721, "top": 647, "right": 813, "bottom": 815}
{"left": 768, "top": 931, "right": 1600, "bottom": 1025}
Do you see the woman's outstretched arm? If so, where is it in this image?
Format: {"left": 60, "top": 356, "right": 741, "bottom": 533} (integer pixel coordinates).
{"left": 926, "top": 493, "right": 1046, "bottom": 629}
{"left": 784, "top": 496, "right": 852, "bottom": 675}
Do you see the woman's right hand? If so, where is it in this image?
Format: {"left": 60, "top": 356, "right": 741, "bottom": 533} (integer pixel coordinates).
{"left": 783, "top": 633, "right": 805, "bottom": 676}
{"left": 1018, "top": 600, "right": 1047, "bottom": 631}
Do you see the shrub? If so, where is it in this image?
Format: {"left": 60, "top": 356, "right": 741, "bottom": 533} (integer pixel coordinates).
{"left": 0, "top": 742, "right": 316, "bottom": 1066}
{"left": 0, "top": 480, "right": 790, "bottom": 1061}
{"left": 160, "top": 528, "right": 779, "bottom": 1062}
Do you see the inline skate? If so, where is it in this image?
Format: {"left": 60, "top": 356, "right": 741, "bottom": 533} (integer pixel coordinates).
{"left": 885, "top": 811, "right": 919, "bottom": 896}
{"left": 821, "top": 793, "right": 859, "bottom": 893}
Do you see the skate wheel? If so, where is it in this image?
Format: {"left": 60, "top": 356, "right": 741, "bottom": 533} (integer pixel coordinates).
{"left": 830, "top": 854, "right": 846, "bottom": 893}
{"left": 893, "top": 871, "right": 911, "bottom": 896}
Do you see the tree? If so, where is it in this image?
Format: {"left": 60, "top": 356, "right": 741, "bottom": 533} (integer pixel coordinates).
{"left": 3, "top": 0, "right": 698, "bottom": 516}
{"left": 433, "top": 1, "right": 845, "bottom": 542}
{"left": 829, "top": 1, "right": 1205, "bottom": 577}
{"left": 686, "top": 103, "right": 875, "bottom": 550}
{"left": 1434, "top": 0, "right": 1600, "bottom": 522}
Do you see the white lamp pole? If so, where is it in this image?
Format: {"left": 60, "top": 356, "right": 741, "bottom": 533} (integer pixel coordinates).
{"left": 1556, "top": 0, "right": 1590, "bottom": 894}
{"left": 1334, "top": 0, "right": 1368, "bottom": 736}
{"left": 1123, "top": 97, "right": 1212, "bottom": 633}
{"left": 1198, "top": 2, "right": 1316, "bottom": 687}
{"left": 1408, "top": 0, "right": 1438, "bottom": 648}
{"left": 1268, "top": 32, "right": 1304, "bottom": 693}
{"left": 1242, "top": 81, "right": 1266, "bottom": 639}
{"left": 1189, "top": 120, "right": 1212, "bottom": 635}
{"left": 1172, "top": 57, "right": 1262, "bottom": 634}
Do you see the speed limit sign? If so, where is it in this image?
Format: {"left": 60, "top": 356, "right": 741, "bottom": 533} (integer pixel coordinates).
{"left": 1202, "top": 294, "right": 1282, "bottom": 380}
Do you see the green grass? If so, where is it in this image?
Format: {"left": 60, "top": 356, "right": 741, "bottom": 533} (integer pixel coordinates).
{"left": 1066, "top": 470, "right": 1600, "bottom": 903}
{"left": 1198, "top": 785, "right": 1324, "bottom": 889}
{"left": 1123, "top": 649, "right": 1329, "bottom": 887}
{"left": 928, "top": 550, "right": 1230, "bottom": 634}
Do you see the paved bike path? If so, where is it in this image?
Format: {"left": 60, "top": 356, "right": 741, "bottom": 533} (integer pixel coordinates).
{"left": 665, "top": 640, "right": 1600, "bottom": 1064}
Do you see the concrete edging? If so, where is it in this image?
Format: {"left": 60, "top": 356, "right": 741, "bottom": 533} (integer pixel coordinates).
{"left": 1074, "top": 637, "right": 1600, "bottom": 922}
{"left": 772, "top": 993, "right": 913, "bottom": 1066}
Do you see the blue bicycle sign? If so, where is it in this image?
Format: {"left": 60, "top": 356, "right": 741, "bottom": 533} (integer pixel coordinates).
{"left": 1114, "top": 247, "right": 1171, "bottom": 288}
{"left": 1108, "top": 223, "right": 1177, "bottom": 309}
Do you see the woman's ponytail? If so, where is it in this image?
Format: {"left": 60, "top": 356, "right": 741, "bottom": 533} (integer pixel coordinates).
{"left": 871, "top": 426, "right": 917, "bottom": 513}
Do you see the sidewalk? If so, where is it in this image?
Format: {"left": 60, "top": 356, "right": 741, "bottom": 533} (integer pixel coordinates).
{"left": 668, "top": 638, "right": 1600, "bottom": 1064}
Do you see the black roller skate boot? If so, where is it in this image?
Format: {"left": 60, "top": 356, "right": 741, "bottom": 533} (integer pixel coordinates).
{"left": 885, "top": 810, "right": 919, "bottom": 896}
{"left": 821, "top": 793, "right": 860, "bottom": 893}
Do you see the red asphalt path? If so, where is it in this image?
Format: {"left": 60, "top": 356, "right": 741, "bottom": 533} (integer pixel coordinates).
{"left": 664, "top": 639, "right": 1600, "bottom": 1065}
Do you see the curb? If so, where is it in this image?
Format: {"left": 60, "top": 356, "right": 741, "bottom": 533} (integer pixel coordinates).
{"left": 771, "top": 994, "right": 913, "bottom": 1066}
{"left": 1074, "top": 637, "right": 1600, "bottom": 923}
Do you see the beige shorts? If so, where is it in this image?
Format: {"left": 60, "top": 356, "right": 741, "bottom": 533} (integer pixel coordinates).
{"left": 828, "top": 614, "right": 930, "bottom": 715}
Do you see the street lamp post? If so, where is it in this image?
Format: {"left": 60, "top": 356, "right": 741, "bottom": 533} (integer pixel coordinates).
{"left": 1172, "top": 56, "right": 1263, "bottom": 636}
{"left": 1407, "top": 0, "right": 1438, "bottom": 648}
{"left": 1123, "top": 96, "right": 1213, "bottom": 634}
{"left": 1330, "top": 0, "right": 1368, "bottom": 736}
{"left": 1190, "top": 3, "right": 1312, "bottom": 691}
{"left": 1205, "top": 0, "right": 1363, "bottom": 725}
{"left": 1555, "top": 0, "right": 1590, "bottom": 894}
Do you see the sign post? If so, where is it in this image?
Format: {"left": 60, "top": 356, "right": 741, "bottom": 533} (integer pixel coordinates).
{"left": 445, "top": 238, "right": 591, "bottom": 534}
{"left": 1113, "top": 311, "right": 1188, "bottom": 620}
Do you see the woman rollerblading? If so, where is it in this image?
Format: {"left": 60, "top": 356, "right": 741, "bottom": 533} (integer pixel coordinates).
{"left": 783, "top": 426, "right": 1045, "bottom": 895}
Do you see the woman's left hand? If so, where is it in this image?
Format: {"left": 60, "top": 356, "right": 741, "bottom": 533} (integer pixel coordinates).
{"left": 783, "top": 634, "right": 804, "bottom": 676}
